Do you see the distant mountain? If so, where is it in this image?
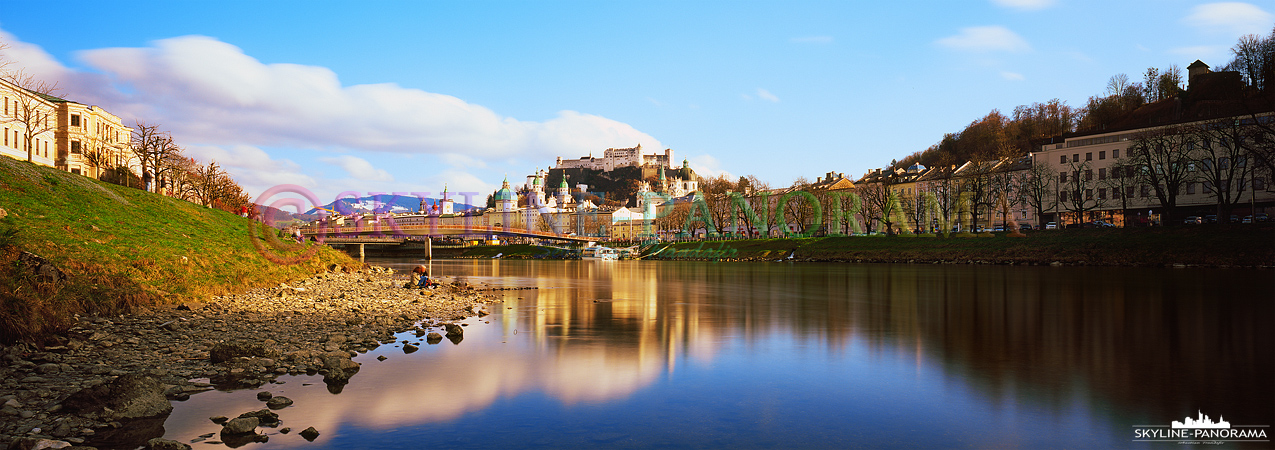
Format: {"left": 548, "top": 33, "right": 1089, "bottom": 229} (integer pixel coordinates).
{"left": 303, "top": 194, "right": 475, "bottom": 216}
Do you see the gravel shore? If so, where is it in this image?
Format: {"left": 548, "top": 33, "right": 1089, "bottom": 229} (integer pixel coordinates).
{"left": 0, "top": 265, "right": 502, "bottom": 450}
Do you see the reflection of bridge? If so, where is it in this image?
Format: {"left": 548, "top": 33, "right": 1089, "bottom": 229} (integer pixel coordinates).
{"left": 300, "top": 224, "right": 594, "bottom": 243}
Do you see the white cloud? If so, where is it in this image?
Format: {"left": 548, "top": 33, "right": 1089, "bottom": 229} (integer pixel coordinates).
{"left": 1183, "top": 3, "right": 1274, "bottom": 36}
{"left": 319, "top": 155, "right": 394, "bottom": 182}
{"left": 1000, "top": 71, "right": 1025, "bottom": 81}
{"left": 756, "top": 88, "right": 780, "bottom": 102}
{"left": 0, "top": 33, "right": 664, "bottom": 160}
{"left": 990, "top": 0, "right": 1055, "bottom": 11}
{"left": 935, "top": 26, "right": 1032, "bottom": 53}
{"left": 687, "top": 155, "right": 733, "bottom": 180}
{"left": 790, "top": 36, "right": 834, "bottom": 44}
{"left": 184, "top": 144, "right": 317, "bottom": 198}
{"left": 438, "top": 153, "right": 489, "bottom": 169}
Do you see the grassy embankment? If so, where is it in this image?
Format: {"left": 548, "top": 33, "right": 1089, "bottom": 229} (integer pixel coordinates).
{"left": 0, "top": 156, "right": 356, "bottom": 343}
{"left": 646, "top": 227, "right": 1275, "bottom": 266}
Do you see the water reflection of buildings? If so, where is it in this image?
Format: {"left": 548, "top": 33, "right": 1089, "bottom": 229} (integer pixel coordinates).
{"left": 466, "top": 261, "right": 1272, "bottom": 431}
{"left": 166, "top": 260, "right": 1272, "bottom": 445}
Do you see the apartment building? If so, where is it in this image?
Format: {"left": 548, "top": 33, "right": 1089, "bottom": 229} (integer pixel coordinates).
{"left": 52, "top": 99, "right": 135, "bottom": 179}
{"left": 1035, "top": 63, "right": 1275, "bottom": 226}
{"left": 2, "top": 76, "right": 139, "bottom": 179}
{"left": 1, "top": 77, "right": 58, "bottom": 168}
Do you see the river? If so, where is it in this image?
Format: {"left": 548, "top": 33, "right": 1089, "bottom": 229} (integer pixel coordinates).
{"left": 158, "top": 260, "right": 1273, "bottom": 449}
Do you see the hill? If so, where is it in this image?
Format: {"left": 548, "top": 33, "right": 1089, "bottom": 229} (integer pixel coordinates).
{"left": 0, "top": 156, "right": 356, "bottom": 343}
{"left": 303, "top": 194, "right": 477, "bottom": 216}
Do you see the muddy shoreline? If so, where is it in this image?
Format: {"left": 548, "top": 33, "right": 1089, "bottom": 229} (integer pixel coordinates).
{"left": 0, "top": 265, "right": 503, "bottom": 450}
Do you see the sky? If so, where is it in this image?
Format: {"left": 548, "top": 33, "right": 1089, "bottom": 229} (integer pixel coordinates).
{"left": 1, "top": 0, "right": 1271, "bottom": 208}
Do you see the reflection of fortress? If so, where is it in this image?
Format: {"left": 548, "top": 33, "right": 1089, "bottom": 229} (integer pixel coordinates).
{"left": 1172, "top": 411, "right": 1230, "bottom": 429}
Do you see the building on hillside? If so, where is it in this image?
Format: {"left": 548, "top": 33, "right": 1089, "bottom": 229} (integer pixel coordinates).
{"left": 51, "top": 99, "right": 134, "bottom": 179}
{"left": 1, "top": 77, "right": 58, "bottom": 169}
{"left": 554, "top": 144, "right": 674, "bottom": 172}
{"left": 1034, "top": 60, "right": 1275, "bottom": 226}
{"left": 2, "top": 77, "right": 140, "bottom": 180}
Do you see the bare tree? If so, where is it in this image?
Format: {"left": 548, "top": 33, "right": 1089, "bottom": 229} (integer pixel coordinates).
{"left": 1022, "top": 157, "right": 1057, "bottom": 227}
{"left": 1193, "top": 118, "right": 1258, "bottom": 220}
{"left": 1058, "top": 160, "right": 1107, "bottom": 225}
{"left": 130, "top": 121, "right": 182, "bottom": 193}
{"left": 1102, "top": 160, "right": 1139, "bottom": 225}
{"left": 1128, "top": 125, "right": 1195, "bottom": 224}
{"left": 2, "top": 69, "right": 60, "bottom": 162}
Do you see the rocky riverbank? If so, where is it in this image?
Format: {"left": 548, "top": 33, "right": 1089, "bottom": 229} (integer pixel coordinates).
{"left": 0, "top": 265, "right": 501, "bottom": 450}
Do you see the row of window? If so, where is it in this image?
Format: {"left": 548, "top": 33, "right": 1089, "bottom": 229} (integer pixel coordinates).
{"left": 1060, "top": 149, "right": 1121, "bottom": 164}
{"left": 1059, "top": 178, "right": 1269, "bottom": 202}
{"left": 3, "top": 127, "right": 51, "bottom": 159}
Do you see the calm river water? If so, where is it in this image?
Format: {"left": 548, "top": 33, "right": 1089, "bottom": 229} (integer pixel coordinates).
{"left": 159, "top": 260, "right": 1273, "bottom": 449}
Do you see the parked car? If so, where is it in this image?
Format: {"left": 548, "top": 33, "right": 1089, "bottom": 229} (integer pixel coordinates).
{"left": 1090, "top": 220, "right": 1117, "bottom": 228}
{"left": 1229, "top": 215, "right": 1240, "bottom": 223}
{"left": 1204, "top": 214, "right": 1218, "bottom": 223}
{"left": 1243, "top": 215, "right": 1253, "bottom": 224}
{"left": 1257, "top": 213, "right": 1270, "bottom": 222}
{"left": 1019, "top": 223, "right": 1033, "bottom": 231}
{"left": 1184, "top": 216, "right": 1202, "bottom": 225}
{"left": 1044, "top": 222, "right": 1057, "bottom": 230}
{"left": 993, "top": 225, "right": 1005, "bottom": 232}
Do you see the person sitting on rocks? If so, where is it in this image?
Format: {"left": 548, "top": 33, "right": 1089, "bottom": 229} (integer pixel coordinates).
{"left": 410, "top": 265, "right": 434, "bottom": 288}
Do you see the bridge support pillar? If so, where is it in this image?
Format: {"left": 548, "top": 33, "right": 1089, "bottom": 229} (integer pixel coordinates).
{"left": 427, "top": 237, "right": 432, "bottom": 260}
{"left": 358, "top": 243, "right": 365, "bottom": 263}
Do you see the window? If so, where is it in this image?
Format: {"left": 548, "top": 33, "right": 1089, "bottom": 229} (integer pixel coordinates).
{"left": 3, "top": 128, "right": 6, "bottom": 146}
{"left": 1219, "top": 157, "right": 1229, "bottom": 169}
{"left": 1256, "top": 177, "right": 1266, "bottom": 191}
{"left": 71, "top": 115, "right": 81, "bottom": 127}
{"left": 1085, "top": 189, "right": 1093, "bottom": 199}
{"left": 1060, "top": 191, "right": 1068, "bottom": 202}
{"left": 1126, "top": 186, "right": 1135, "bottom": 197}
{"left": 1098, "top": 188, "right": 1106, "bottom": 199}
{"left": 1099, "top": 168, "right": 1106, "bottom": 180}
{"left": 1099, "top": 151, "right": 1106, "bottom": 160}
{"left": 1073, "top": 153, "right": 1080, "bottom": 162}
{"left": 1113, "top": 149, "right": 1120, "bottom": 158}
{"left": 1060, "top": 155, "right": 1067, "bottom": 164}
{"left": 1084, "top": 169, "right": 1093, "bottom": 181}
{"left": 1059, "top": 172, "right": 1067, "bottom": 183}
{"left": 71, "top": 140, "right": 81, "bottom": 154}
{"left": 1113, "top": 189, "right": 1121, "bottom": 199}
{"left": 1204, "top": 181, "right": 1214, "bottom": 193}
{"left": 1140, "top": 185, "right": 1150, "bottom": 197}
{"left": 1187, "top": 183, "right": 1196, "bottom": 194}
{"left": 1086, "top": 152, "right": 1093, "bottom": 161}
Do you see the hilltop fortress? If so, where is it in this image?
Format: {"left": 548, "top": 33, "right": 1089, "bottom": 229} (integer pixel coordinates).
{"left": 554, "top": 143, "right": 673, "bottom": 172}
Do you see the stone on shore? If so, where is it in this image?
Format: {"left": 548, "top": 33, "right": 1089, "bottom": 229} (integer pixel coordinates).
{"left": 236, "top": 409, "right": 280, "bottom": 426}
{"left": 145, "top": 437, "right": 192, "bottom": 450}
{"left": 444, "top": 323, "right": 463, "bottom": 337}
{"left": 5, "top": 438, "right": 73, "bottom": 450}
{"left": 299, "top": 427, "right": 320, "bottom": 441}
{"left": 59, "top": 373, "right": 172, "bottom": 420}
{"left": 209, "top": 342, "right": 277, "bottom": 363}
{"left": 220, "top": 417, "right": 258, "bottom": 435}
{"left": 265, "top": 396, "right": 293, "bottom": 409}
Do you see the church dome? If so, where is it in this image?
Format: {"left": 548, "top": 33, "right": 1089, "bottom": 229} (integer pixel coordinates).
{"left": 494, "top": 177, "right": 515, "bottom": 201}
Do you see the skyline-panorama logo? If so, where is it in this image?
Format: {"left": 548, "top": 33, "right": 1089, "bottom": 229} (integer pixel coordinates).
{"left": 1133, "top": 411, "right": 1270, "bottom": 445}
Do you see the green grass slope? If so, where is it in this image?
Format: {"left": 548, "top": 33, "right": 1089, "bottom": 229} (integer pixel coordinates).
{"left": 0, "top": 156, "right": 355, "bottom": 343}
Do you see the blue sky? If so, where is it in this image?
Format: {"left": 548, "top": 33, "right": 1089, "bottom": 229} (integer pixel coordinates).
{"left": 1, "top": 1, "right": 1271, "bottom": 207}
